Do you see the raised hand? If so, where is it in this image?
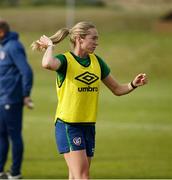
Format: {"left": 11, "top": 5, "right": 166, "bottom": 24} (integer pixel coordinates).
{"left": 132, "top": 73, "right": 148, "bottom": 87}
{"left": 31, "top": 35, "right": 53, "bottom": 51}
{"left": 40, "top": 35, "right": 53, "bottom": 46}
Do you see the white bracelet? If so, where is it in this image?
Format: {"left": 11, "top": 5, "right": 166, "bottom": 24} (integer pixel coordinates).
{"left": 47, "top": 44, "right": 55, "bottom": 48}
{"left": 47, "top": 41, "right": 54, "bottom": 46}
{"left": 128, "top": 82, "right": 133, "bottom": 91}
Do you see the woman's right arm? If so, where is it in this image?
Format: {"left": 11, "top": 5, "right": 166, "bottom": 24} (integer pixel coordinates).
{"left": 42, "top": 45, "right": 61, "bottom": 71}
{"left": 39, "top": 35, "right": 61, "bottom": 71}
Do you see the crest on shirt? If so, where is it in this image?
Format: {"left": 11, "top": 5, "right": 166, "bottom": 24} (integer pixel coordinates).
{"left": 0, "top": 51, "right": 6, "bottom": 60}
{"left": 75, "top": 71, "right": 99, "bottom": 85}
{"left": 73, "top": 137, "right": 82, "bottom": 146}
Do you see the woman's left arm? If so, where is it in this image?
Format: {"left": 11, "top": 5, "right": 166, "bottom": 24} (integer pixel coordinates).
{"left": 102, "top": 73, "right": 148, "bottom": 96}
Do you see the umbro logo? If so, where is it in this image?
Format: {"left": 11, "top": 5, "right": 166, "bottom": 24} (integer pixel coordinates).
{"left": 75, "top": 71, "right": 99, "bottom": 85}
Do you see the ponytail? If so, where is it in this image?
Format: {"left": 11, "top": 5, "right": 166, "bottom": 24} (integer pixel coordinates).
{"left": 31, "top": 21, "right": 96, "bottom": 51}
{"left": 31, "top": 28, "right": 70, "bottom": 51}
{"left": 49, "top": 28, "right": 69, "bottom": 44}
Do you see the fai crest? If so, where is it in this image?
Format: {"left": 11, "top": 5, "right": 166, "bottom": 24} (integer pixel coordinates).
{"left": 73, "top": 137, "right": 81, "bottom": 146}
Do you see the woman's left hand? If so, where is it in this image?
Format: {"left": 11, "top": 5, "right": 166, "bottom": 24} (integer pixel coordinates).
{"left": 132, "top": 73, "right": 148, "bottom": 87}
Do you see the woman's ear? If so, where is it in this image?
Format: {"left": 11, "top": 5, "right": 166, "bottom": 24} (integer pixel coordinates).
{"left": 79, "top": 36, "right": 84, "bottom": 44}
{"left": 75, "top": 35, "right": 83, "bottom": 44}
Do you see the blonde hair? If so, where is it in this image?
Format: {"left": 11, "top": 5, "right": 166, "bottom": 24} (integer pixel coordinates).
{"left": 31, "top": 21, "right": 96, "bottom": 51}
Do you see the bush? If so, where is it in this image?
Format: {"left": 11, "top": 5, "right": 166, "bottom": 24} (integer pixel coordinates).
{"left": 0, "top": 0, "right": 105, "bottom": 7}
{"left": 30, "top": 0, "right": 65, "bottom": 6}
{"left": 75, "top": 0, "right": 105, "bottom": 7}
{"left": 30, "top": 0, "right": 105, "bottom": 7}
{"left": 0, "top": 0, "right": 19, "bottom": 6}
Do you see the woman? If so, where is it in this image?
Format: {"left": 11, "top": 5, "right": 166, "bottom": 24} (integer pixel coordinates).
{"left": 32, "top": 21, "right": 147, "bottom": 179}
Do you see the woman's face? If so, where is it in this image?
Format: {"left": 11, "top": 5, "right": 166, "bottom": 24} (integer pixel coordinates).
{"left": 80, "top": 28, "right": 98, "bottom": 54}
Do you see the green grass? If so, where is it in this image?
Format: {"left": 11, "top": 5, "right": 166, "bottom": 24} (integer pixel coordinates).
{"left": 20, "top": 80, "right": 172, "bottom": 179}
{"left": 1, "top": 6, "right": 172, "bottom": 179}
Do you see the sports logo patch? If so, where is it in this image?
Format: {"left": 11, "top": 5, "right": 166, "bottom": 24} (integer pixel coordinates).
{"left": 75, "top": 71, "right": 99, "bottom": 85}
{"left": 73, "top": 137, "right": 81, "bottom": 146}
{"left": 4, "top": 104, "right": 10, "bottom": 110}
{"left": 0, "top": 51, "right": 6, "bottom": 60}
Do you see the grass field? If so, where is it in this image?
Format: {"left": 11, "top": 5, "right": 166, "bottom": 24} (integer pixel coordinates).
{"left": 1, "top": 4, "right": 172, "bottom": 179}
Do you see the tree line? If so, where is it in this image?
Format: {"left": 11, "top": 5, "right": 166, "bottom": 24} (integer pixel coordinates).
{"left": 0, "top": 0, "right": 105, "bottom": 7}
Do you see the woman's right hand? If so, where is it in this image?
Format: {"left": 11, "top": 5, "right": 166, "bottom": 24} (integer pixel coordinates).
{"left": 40, "top": 35, "right": 53, "bottom": 47}
{"left": 31, "top": 35, "right": 53, "bottom": 51}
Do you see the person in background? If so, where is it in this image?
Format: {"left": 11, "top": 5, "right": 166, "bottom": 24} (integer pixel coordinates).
{"left": 32, "top": 21, "right": 147, "bottom": 180}
{"left": 0, "top": 19, "right": 33, "bottom": 179}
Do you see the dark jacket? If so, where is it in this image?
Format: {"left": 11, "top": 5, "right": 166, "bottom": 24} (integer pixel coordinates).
{"left": 0, "top": 31, "right": 33, "bottom": 105}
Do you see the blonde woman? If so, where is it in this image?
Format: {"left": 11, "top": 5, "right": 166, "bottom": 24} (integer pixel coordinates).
{"left": 32, "top": 21, "right": 147, "bottom": 179}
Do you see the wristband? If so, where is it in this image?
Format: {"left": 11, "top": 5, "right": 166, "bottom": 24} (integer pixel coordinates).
{"left": 47, "top": 44, "right": 55, "bottom": 49}
{"left": 47, "top": 41, "right": 54, "bottom": 47}
{"left": 47, "top": 44, "right": 55, "bottom": 47}
{"left": 128, "top": 83, "right": 133, "bottom": 91}
{"left": 131, "top": 81, "right": 137, "bottom": 89}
